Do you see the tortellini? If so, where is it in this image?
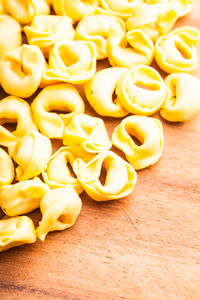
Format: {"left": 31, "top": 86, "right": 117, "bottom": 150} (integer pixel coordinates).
{"left": 116, "top": 65, "right": 166, "bottom": 116}
{"left": 85, "top": 67, "right": 129, "bottom": 118}
{"left": 0, "top": 178, "right": 50, "bottom": 216}
{"left": 73, "top": 151, "right": 137, "bottom": 201}
{"left": 112, "top": 115, "right": 164, "bottom": 170}
{"left": 0, "top": 216, "right": 36, "bottom": 252}
{"left": 31, "top": 84, "right": 85, "bottom": 139}
{"left": 24, "top": 15, "right": 75, "bottom": 58}
{"left": 42, "top": 147, "right": 83, "bottom": 194}
{"left": 53, "top": 0, "right": 99, "bottom": 23}
{"left": 0, "top": 148, "right": 14, "bottom": 186}
{"left": 155, "top": 26, "right": 200, "bottom": 74}
{"left": 0, "top": 96, "right": 36, "bottom": 147}
{"left": 160, "top": 73, "right": 200, "bottom": 122}
{"left": 0, "top": 15, "right": 21, "bottom": 58}
{"left": 42, "top": 40, "right": 96, "bottom": 85}
{"left": 107, "top": 28, "right": 154, "bottom": 68}
{"left": 63, "top": 114, "right": 112, "bottom": 153}
{"left": 8, "top": 131, "right": 52, "bottom": 181}
{"left": 36, "top": 186, "right": 82, "bottom": 241}
{"left": 75, "top": 8, "right": 125, "bottom": 60}
{"left": 100, "top": 0, "right": 138, "bottom": 19}
{"left": 4, "top": 0, "right": 50, "bottom": 25}
{"left": 0, "top": 45, "right": 45, "bottom": 98}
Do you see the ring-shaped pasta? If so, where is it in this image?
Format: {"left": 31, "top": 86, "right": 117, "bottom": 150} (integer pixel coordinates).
{"left": 63, "top": 114, "right": 112, "bottom": 153}
{"left": 42, "top": 40, "right": 96, "bottom": 85}
{"left": 0, "top": 216, "right": 36, "bottom": 253}
{"left": 53, "top": 0, "right": 99, "bottom": 23}
{"left": 0, "top": 96, "right": 37, "bottom": 147}
{"left": 24, "top": 15, "right": 75, "bottom": 58}
{"left": 0, "top": 15, "right": 21, "bottom": 58}
{"left": 107, "top": 28, "right": 154, "bottom": 68}
{"left": 0, "top": 148, "right": 14, "bottom": 185}
{"left": 75, "top": 8, "right": 125, "bottom": 60}
{"left": 8, "top": 130, "right": 52, "bottom": 182}
{"left": 36, "top": 186, "right": 82, "bottom": 241}
{"left": 100, "top": 0, "right": 139, "bottom": 19}
{"left": 73, "top": 150, "right": 137, "bottom": 201}
{"left": 84, "top": 67, "right": 129, "bottom": 118}
{"left": 0, "top": 177, "right": 50, "bottom": 217}
{"left": 155, "top": 26, "right": 200, "bottom": 74}
{"left": 160, "top": 73, "right": 200, "bottom": 122}
{"left": 112, "top": 115, "right": 164, "bottom": 170}
{"left": 31, "top": 84, "right": 85, "bottom": 139}
{"left": 4, "top": 0, "right": 50, "bottom": 25}
{"left": 0, "top": 45, "right": 45, "bottom": 98}
{"left": 116, "top": 65, "right": 166, "bottom": 116}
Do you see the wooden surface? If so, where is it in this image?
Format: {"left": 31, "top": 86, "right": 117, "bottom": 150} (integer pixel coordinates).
{"left": 1, "top": 3, "right": 200, "bottom": 300}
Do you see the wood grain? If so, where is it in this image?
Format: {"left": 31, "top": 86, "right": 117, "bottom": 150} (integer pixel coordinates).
{"left": 1, "top": 3, "right": 200, "bottom": 300}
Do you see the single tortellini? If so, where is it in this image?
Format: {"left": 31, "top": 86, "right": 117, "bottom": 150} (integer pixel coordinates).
{"left": 8, "top": 130, "right": 52, "bottom": 181}
{"left": 42, "top": 147, "right": 84, "bottom": 194}
{"left": 112, "top": 115, "right": 164, "bottom": 170}
{"left": 100, "top": 0, "right": 139, "bottom": 19}
{"left": 0, "top": 45, "right": 46, "bottom": 98}
{"left": 107, "top": 28, "right": 154, "bottom": 68}
{"left": 155, "top": 26, "right": 200, "bottom": 74}
{"left": 116, "top": 65, "right": 166, "bottom": 116}
{"left": 24, "top": 15, "right": 75, "bottom": 58}
{"left": 0, "top": 148, "right": 14, "bottom": 186}
{"left": 0, "top": 15, "right": 21, "bottom": 58}
{"left": 0, "top": 96, "right": 37, "bottom": 147}
{"left": 0, "top": 216, "right": 36, "bottom": 252}
{"left": 4, "top": 0, "right": 50, "bottom": 25}
{"left": 84, "top": 67, "right": 129, "bottom": 118}
{"left": 75, "top": 8, "right": 125, "bottom": 60}
{"left": 31, "top": 84, "right": 85, "bottom": 139}
{"left": 0, "top": 178, "right": 50, "bottom": 217}
{"left": 160, "top": 73, "right": 200, "bottom": 122}
{"left": 63, "top": 114, "right": 112, "bottom": 153}
{"left": 73, "top": 151, "right": 137, "bottom": 201}
{"left": 42, "top": 40, "right": 96, "bottom": 85}
{"left": 36, "top": 186, "right": 82, "bottom": 241}
{"left": 53, "top": 0, "right": 99, "bottom": 23}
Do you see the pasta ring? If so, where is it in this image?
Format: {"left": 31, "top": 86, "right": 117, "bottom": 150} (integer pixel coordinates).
{"left": 31, "top": 84, "right": 85, "bottom": 139}
{"left": 116, "top": 65, "right": 166, "bottom": 115}
{"left": 0, "top": 147, "right": 14, "bottom": 186}
{"left": 73, "top": 150, "right": 137, "bottom": 201}
{"left": 112, "top": 115, "right": 164, "bottom": 170}
{"left": 100, "top": 0, "right": 138, "bottom": 19}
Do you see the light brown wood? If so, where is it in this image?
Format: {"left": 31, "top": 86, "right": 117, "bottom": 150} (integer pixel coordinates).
{"left": 1, "top": 3, "right": 200, "bottom": 300}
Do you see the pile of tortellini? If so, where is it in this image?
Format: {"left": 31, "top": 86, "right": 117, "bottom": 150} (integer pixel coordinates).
{"left": 0, "top": 0, "right": 199, "bottom": 253}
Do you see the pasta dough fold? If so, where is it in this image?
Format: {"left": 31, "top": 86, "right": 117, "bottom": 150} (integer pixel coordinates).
{"left": 100, "top": 0, "right": 138, "bottom": 19}
{"left": 0, "top": 148, "right": 14, "bottom": 186}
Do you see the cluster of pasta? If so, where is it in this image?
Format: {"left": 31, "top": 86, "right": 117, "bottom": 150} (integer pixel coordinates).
{"left": 0, "top": 0, "right": 199, "bottom": 253}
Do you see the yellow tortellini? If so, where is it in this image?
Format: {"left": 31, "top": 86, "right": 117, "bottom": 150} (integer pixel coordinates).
{"left": 24, "top": 15, "right": 75, "bottom": 58}
{"left": 31, "top": 84, "right": 85, "bottom": 139}
{"left": 100, "top": 0, "right": 138, "bottom": 19}
{"left": 63, "top": 114, "right": 112, "bottom": 153}
{"left": 0, "top": 15, "right": 21, "bottom": 58}
{"left": 85, "top": 67, "right": 129, "bottom": 118}
{"left": 0, "top": 96, "right": 36, "bottom": 147}
{"left": 36, "top": 185, "right": 82, "bottom": 241}
{"left": 112, "top": 115, "right": 164, "bottom": 170}
{"left": 107, "top": 28, "right": 154, "bottom": 68}
{"left": 0, "top": 148, "right": 14, "bottom": 186}
{"left": 160, "top": 73, "right": 200, "bottom": 122}
{"left": 116, "top": 65, "right": 166, "bottom": 116}
{"left": 42, "top": 40, "right": 96, "bottom": 85}
{"left": 53, "top": 0, "right": 99, "bottom": 23}
{"left": 0, "top": 45, "right": 46, "bottom": 98}
{"left": 155, "top": 26, "right": 200, "bottom": 74}
{"left": 42, "top": 147, "right": 83, "bottom": 194}
{"left": 0, "top": 216, "right": 36, "bottom": 252}
{"left": 4, "top": 0, "right": 50, "bottom": 25}
{"left": 75, "top": 8, "right": 125, "bottom": 60}
{"left": 73, "top": 151, "right": 137, "bottom": 201}
{"left": 0, "top": 178, "right": 50, "bottom": 216}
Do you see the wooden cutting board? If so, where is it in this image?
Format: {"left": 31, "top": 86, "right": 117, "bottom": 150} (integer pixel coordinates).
{"left": 1, "top": 3, "right": 200, "bottom": 299}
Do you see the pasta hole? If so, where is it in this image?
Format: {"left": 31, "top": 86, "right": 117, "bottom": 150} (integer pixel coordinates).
{"left": 135, "top": 82, "right": 159, "bottom": 91}
{"left": 67, "top": 163, "right": 76, "bottom": 178}
{"left": 99, "top": 162, "right": 107, "bottom": 186}
{"left": 0, "top": 121, "right": 18, "bottom": 132}
{"left": 58, "top": 214, "right": 72, "bottom": 225}
{"left": 82, "top": 124, "right": 94, "bottom": 136}
{"left": 130, "top": 135, "right": 143, "bottom": 146}
{"left": 112, "top": 90, "right": 117, "bottom": 104}
{"left": 175, "top": 42, "right": 191, "bottom": 59}
{"left": 126, "top": 125, "right": 144, "bottom": 146}
{"left": 58, "top": 47, "right": 79, "bottom": 67}
{"left": 47, "top": 104, "right": 71, "bottom": 115}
